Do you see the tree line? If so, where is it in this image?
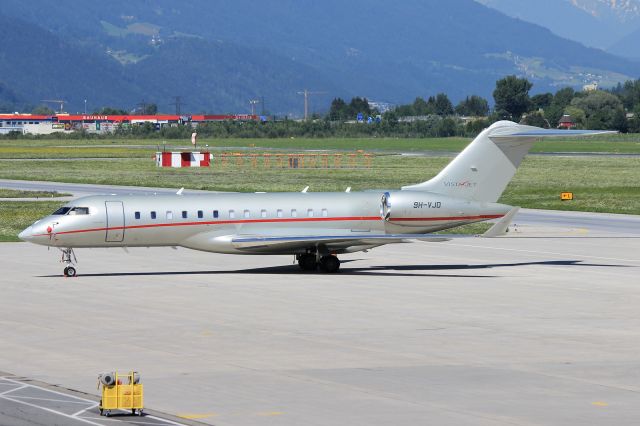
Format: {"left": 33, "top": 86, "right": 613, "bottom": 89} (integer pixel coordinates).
{"left": 4, "top": 76, "right": 640, "bottom": 140}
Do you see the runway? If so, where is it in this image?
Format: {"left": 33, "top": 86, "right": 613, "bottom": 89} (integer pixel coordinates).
{"left": 1, "top": 229, "right": 639, "bottom": 425}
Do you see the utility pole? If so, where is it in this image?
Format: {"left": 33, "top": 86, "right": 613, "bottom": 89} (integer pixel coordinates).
{"left": 297, "top": 89, "right": 326, "bottom": 120}
{"left": 170, "top": 96, "right": 186, "bottom": 115}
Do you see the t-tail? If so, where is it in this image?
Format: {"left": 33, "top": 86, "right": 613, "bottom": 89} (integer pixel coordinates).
{"left": 402, "top": 120, "right": 615, "bottom": 202}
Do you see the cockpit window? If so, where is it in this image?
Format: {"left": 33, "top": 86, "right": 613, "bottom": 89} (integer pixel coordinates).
{"left": 68, "top": 207, "right": 90, "bottom": 215}
{"left": 52, "top": 207, "right": 90, "bottom": 215}
{"left": 52, "top": 207, "right": 71, "bottom": 215}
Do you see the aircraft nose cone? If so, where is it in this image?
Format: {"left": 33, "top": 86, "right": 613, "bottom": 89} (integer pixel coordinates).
{"left": 18, "top": 226, "right": 32, "bottom": 242}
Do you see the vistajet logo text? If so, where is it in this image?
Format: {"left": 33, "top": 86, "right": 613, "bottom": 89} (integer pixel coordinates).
{"left": 444, "top": 180, "right": 477, "bottom": 188}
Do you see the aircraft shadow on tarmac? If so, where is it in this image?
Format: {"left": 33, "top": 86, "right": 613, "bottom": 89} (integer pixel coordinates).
{"left": 38, "top": 259, "right": 629, "bottom": 279}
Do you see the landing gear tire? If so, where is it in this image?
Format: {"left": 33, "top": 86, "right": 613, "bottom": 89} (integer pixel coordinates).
{"left": 64, "top": 266, "right": 77, "bottom": 277}
{"left": 320, "top": 255, "right": 340, "bottom": 273}
{"left": 298, "top": 254, "right": 317, "bottom": 271}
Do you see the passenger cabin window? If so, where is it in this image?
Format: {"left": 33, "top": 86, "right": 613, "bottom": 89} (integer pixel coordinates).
{"left": 134, "top": 212, "right": 141, "bottom": 220}
{"left": 291, "top": 209, "right": 297, "bottom": 218}
{"left": 150, "top": 211, "right": 157, "bottom": 219}
{"left": 229, "top": 210, "right": 235, "bottom": 219}
{"left": 322, "top": 208, "right": 328, "bottom": 217}
{"left": 166, "top": 211, "right": 173, "bottom": 220}
{"left": 261, "top": 209, "right": 267, "bottom": 218}
{"left": 68, "top": 207, "right": 89, "bottom": 215}
{"left": 244, "top": 210, "right": 251, "bottom": 219}
{"left": 307, "top": 209, "right": 314, "bottom": 218}
{"left": 182, "top": 211, "right": 188, "bottom": 219}
{"left": 213, "top": 210, "right": 219, "bottom": 219}
{"left": 277, "top": 209, "right": 283, "bottom": 218}
{"left": 197, "top": 210, "right": 203, "bottom": 219}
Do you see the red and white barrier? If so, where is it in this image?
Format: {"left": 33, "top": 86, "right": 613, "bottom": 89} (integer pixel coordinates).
{"left": 156, "top": 152, "right": 211, "bottom": 168}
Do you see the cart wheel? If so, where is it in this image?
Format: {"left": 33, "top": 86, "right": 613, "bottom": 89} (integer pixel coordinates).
{"left": 138, "top": 409, "right": 143, "bottom": 416}
{"left": 105, "top": 410, "right": 110, "bottom": 417}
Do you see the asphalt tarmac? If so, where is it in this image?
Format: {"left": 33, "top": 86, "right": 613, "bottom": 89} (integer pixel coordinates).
{"left": 1, "top": 221, "right": 639, "bottom": 425}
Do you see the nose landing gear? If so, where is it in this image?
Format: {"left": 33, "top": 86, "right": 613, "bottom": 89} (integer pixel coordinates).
{"left": 60, "top": 248, "right": 78, "bottom": 277}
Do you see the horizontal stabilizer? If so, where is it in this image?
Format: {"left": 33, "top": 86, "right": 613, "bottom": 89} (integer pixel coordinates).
{"left": 482, "top": 207, "right": 519, "bottom": 237}
{"left": 492, "top": 129, "right": 617, "bottom": 139}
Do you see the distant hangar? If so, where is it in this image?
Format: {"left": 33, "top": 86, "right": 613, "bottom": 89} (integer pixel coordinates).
{"left": 0, "top": 113, "right": 259, "bottom": 135}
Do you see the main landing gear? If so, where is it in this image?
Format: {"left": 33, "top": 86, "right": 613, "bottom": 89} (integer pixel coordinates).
{"left": 296, "top": 254, "right": 341, "bottom": 273}
{"left": 60, "top": 248, "right": 78, "bottom": 277}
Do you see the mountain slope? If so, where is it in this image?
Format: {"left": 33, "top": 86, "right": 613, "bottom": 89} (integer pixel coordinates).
{"left": 476, "top": 0, "right": 640, "bottom": 52}
{"left": 0, "top": 0, "right": 639, "bottom": 114}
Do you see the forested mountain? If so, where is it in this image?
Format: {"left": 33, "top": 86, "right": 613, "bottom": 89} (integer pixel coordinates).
{"left": 1, "top": 0, "right": 639, "bottom": 115}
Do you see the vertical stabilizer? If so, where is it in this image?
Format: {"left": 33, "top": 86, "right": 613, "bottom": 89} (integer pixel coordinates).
{"left": 402, "top": 121, "right": 614, "bottom": 203}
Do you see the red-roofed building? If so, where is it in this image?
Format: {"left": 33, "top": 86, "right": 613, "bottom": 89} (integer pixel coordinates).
{"left": 0, "top": 113, "right": 259, "bottom": 135}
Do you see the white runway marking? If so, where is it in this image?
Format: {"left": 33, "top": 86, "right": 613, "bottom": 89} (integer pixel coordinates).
{"left": 0, "top": 395, "right": 103, "bottom": 425}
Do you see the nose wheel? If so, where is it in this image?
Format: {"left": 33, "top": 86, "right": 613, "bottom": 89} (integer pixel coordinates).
{"left": 63, "top": 266, "right": 77, "bottom": 277}
{"left": 60, "top": 248, "right": 78, "bottom": 277}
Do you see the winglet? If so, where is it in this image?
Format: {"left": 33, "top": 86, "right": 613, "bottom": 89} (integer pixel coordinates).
{"left": 482, "top": 207, "right": 519, "bottom": 237}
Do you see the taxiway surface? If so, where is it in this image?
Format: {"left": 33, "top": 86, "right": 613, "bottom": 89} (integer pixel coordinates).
{"left": 1, "top": 228, "right": 639, "bottom": 425}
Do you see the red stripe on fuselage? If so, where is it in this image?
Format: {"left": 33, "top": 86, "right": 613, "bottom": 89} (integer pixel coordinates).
{"left": 32, "top": 214, "right": 504, "bottom": 238}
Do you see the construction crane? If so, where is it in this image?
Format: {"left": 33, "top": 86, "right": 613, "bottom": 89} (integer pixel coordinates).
{"left": 297, "top": 89, "right": 326, "bottom": 120}
{"left": 41, "top": 100, "right": 66, "bottom": 113}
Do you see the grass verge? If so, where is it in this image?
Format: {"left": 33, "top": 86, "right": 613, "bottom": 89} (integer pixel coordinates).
{"left": 0, "top": 201, "right": 64, "bottom": 242}
{"left": 0, "top": 189, "right": 71, "bottom": 198}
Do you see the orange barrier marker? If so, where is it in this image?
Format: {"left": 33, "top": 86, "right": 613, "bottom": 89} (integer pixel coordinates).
{"left": 364, "top": 153, "right": 373, "bottom": 168}
{"left": 348, "top": 153, "right": 357, "bottom": 168}
{"left": 321, "top": 154, "right": 329, "bottom": 168}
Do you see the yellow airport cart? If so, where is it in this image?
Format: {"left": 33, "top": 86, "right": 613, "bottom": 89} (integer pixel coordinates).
{"left": 98, "top": 371, "right": 143, "bottom": 417}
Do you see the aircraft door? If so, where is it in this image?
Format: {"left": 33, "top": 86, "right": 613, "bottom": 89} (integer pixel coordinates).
{"left": 105, "top": 201, "right": 125, "bottom": 242}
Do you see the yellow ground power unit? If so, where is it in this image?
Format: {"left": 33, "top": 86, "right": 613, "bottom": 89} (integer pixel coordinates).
{"left": 561, "top": 192, "right": 574, "bottom": 201}
{"left": 98, "top": 371, "right": 143, "bottom": 417}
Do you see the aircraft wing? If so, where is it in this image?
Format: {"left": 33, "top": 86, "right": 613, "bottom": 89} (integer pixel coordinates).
{"left": 231, "top": 232, "right": 463, "bottom": 253}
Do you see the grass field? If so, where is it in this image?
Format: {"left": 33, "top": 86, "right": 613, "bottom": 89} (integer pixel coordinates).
{"left": 0, "top": 134, "right": 639, "bottom": 158}
{"left": 0, "top": 155, "right": 637, "bottom": 212}
{"left": 0, "top": 135, "right": 638, "bottom": 242}
{"left": 0, "top": 201, "right": 64, "bottom": 242}
{"left": 0, "top": 189, "right": 70, "bottom": 198}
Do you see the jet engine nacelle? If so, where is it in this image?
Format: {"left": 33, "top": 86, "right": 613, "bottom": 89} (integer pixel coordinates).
{"left": 381, "top": 190, "right": 510, "bottom": 232}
